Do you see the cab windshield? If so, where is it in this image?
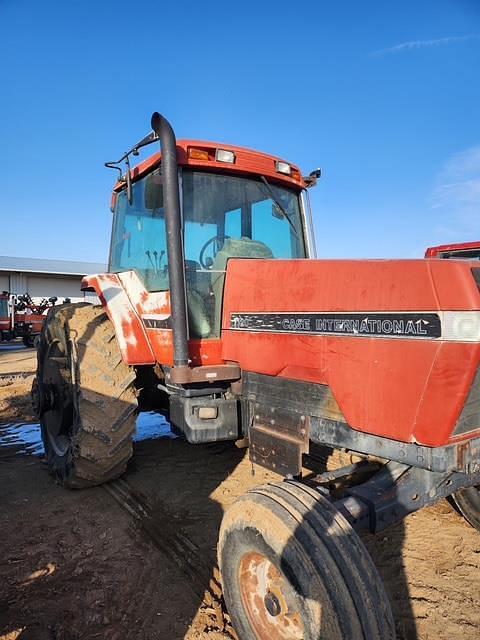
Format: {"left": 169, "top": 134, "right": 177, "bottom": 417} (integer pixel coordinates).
{"left": 109, "top": 169, "right": 305, "bottom": 336}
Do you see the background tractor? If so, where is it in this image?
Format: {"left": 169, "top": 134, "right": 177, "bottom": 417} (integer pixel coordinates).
{"left": 425, "top": 240, "right": 480, "bottom": 260}
{"left": 33, "top": 113, "right": 480, "bottom": 639}
{"left": 14, "top": 294, "right": 58, "bottom": 347}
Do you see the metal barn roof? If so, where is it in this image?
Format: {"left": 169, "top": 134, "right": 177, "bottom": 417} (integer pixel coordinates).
{"left": 0, "top": 256, "right": 107, "bottom": 277}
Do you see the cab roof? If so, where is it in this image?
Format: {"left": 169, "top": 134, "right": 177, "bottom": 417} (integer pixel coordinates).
{"left": 425, "top": 241, "right": 480, "bottom": 258}
{"left": 114, "top": 139, "right": 306, "bottom": 192}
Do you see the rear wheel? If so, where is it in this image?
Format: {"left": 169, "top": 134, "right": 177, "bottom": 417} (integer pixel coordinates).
{"left": 452, "top": 486, "right": 480, "bottom": 531}
{"left": 23, "top": 334, "right": 35, "bottom": 348}
{"left": 33, "top": 303, "right": 138, "bottom": 488}
{"left": 218, "top": 480, "right": 395, "bottom": 640}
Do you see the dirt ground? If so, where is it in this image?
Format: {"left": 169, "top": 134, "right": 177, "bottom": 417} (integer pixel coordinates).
{"left": 0, "top": 343, "right": 479, "bottom": 640}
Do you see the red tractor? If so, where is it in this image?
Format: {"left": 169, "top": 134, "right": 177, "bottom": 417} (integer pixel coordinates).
{"left": 425, "top": 240, "right": 480, "bottom": 260}
{"left": 33, "top": 113, "right": 480, "bottom": 639}
{"left": 14, "top": 294, "right": 57, "bottom": 347}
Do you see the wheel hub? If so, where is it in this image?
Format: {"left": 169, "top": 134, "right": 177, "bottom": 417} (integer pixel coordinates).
{"left": 39, "top": 339, "right": 75, "bottom": 457}
{"left": 238, "top": 551, "right": 304, "bottom": 639}
{"left": 264, "top": 590, "right": 282, "bottom": 617}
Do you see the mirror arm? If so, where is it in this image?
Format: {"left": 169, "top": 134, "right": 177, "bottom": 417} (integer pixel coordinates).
{"left": 303, "top": 168, "right": 322, "bottom": 189}
{"left": 104, "top": 162, "right": 123, "bottom": 178}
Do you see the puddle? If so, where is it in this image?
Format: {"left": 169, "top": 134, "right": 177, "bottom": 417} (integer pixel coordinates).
{"left": 0, "top": 412, "right": 174, "bottom": 457}
{"left": 0, "top": 343, "right": 28, "bottom": 352}
{"left": 0, "top": 423, "right": 45, "bottom": 456}
{"left": 135, "top": 411, "right": 175, "bottom": 441}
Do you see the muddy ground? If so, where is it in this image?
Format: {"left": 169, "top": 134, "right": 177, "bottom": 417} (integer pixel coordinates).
{"left": 0, "top": 344, "right": 479, "bottom": 640}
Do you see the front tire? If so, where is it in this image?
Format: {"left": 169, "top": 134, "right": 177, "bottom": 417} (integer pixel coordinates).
{"left": 34, "top": 303, "right": 138, "bottom": 488}
{"left": 452, "top": 486, "right": 480, "bottom": 531}
{"left": 218, "top": 480, "right": 395, "bottom": 640}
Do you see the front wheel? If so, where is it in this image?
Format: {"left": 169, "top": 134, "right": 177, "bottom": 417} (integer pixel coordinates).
{"left": 452, "top": 486, "right": 480, "bottom": 531}
{"left": 34, "top": 303, "right": 138, "bottom": 488}
{"left": 218, "top": 480, "right": 395, "bottom": 640}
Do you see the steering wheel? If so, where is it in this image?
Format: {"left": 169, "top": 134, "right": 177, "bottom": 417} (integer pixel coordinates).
{"left": 199, "top": 235, "right": 229, "bottom": 269}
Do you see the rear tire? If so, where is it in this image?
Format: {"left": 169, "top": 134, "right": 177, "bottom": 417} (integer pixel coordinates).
{"left": 218, "top": 480, "right": 395, "bottom": 640}
{"left": 452, "top": 486, "right": 480, "bottom": 531}
{"left": 34, "top": 303, "right": 138, "bottom": 488}
{"left": 23, "top": 335, "right": 35, "bottom": 348}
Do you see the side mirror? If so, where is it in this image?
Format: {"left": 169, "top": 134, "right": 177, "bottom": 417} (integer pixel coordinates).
{"left": 303, "top": 168, "right": 322, "bottom": 188}
{"left": 145, "top": 172, "right": 164, "bottom": 210}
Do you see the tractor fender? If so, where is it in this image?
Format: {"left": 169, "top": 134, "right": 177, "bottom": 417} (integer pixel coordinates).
{"left": 81, "top": 272, "right": 156, "bottom": 365}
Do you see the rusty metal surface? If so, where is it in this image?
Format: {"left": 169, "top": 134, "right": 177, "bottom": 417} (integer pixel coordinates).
{"left": 243, "top": 372, "right": 341, "bottom": 476}
{"left": 249, "top": 404, "right": 309, "bottom": 476}
{"left": 249, "top": 424, "right": 305, "bottom": 477}
{"left": 239, "top": 551, "right": 304, "bottom": 639}
{"left": 168, "top": 363, "right": 241, "bottom": 385}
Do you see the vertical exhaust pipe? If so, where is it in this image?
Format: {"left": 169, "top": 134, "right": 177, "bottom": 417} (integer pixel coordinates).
{"left": 151, "top": 112, "right": 189, "bottom": 369}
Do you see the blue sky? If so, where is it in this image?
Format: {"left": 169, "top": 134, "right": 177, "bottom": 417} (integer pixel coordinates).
{"left": 1, "top": 0, "right": 479, "bottom": 262}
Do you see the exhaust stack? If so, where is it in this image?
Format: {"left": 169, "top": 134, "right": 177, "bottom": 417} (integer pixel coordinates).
{"left": 150, "top": 112, "right": 189, "bottom": 370}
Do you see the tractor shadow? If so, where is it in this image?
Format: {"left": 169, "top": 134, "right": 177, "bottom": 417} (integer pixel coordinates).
{"left": 301, "top": 448, "right": 418, "bottom": 640}
{"left": 362, "top": 523, "right": 419, "bottom": 640}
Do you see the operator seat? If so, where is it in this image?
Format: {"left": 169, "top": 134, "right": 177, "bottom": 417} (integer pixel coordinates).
{"left": 211, "top": 237, "right": 273, "bottom": 332}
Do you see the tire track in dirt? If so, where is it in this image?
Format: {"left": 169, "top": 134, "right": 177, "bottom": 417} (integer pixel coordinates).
{"left": 103, "top": 477, "right": 235, "bottom": 638}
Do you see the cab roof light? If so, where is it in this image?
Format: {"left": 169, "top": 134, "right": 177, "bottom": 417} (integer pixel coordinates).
{"left": 216, "top": 149, "right": 235, "bottom": 164}
{"left": 188, "top": 148, "right": 210, "bottom": 161}
{"left": 275, "top": 160, "right": 292, "bottom": 175}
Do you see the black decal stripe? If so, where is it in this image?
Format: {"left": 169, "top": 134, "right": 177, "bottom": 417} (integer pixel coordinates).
{"left": 230, "top": 312, "right": 441, "bottom": 339}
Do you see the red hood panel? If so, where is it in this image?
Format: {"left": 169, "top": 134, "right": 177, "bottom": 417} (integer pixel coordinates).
{"left": 221, "top": 259, "right": 480, "bottom": 447}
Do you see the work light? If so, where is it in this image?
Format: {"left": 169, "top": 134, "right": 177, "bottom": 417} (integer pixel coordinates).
{"left": 216, "top": 149, "right": 235, "bottom": 163}
{"left": 275, "top": 160, "right": 292, "bottom": 175}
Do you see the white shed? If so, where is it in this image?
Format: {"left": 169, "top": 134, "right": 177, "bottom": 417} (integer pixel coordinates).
{"left": 0, "top": 256, "right": 107, "bottom": 304}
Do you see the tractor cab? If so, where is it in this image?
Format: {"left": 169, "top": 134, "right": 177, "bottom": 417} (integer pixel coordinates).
{"left": 109, "top": 158, "right": 310, "bottom": 339}
{"left": 82, "top": 114, "right": 319, "bottom": 384}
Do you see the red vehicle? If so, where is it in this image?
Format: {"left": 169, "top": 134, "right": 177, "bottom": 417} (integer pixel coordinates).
{"left": 33, "top": 113, "right": 480, "bottom": 639}
{"left": 14, "top": 294, "right": 57, "bottom": 347}
{"left": 0, "top": 291, "right": 14, "bottom": 341}
{"left": 425, "top": 240, "right": 480, "bottom": 259}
